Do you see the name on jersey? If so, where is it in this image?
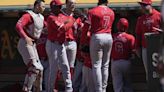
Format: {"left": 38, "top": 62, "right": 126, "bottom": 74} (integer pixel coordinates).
{"left": 113, "top": 35, "right": 127, "bottom": 43}
{"left": 143, "top": 18, "right": 154, "bottom": 25}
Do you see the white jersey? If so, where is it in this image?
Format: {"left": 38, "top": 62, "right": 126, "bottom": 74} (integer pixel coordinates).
{"left": 26, "top": 10, "right": 44, "bottom": 39}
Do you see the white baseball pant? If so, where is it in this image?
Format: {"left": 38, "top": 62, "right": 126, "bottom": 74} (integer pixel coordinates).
{"left": 64, "top": 41, "right": 77, "bottom": 68}
{"left": 17, "top": 38, "right": 43, "bottom": 92}
{"left": 80, "top": 66, "right": 95, "bottom": 92}
{"left": 46, "top": 40, "right": 73, "bottom": 92}
{"left": 72, "top": 60, "right": 84, "bottom": 92}
{"left": 90, "top": 33, "right": 113, "bottom": 92}
{"left": 142, "top": 47, "right": 148, "bottom": 80}
{"left": 111, "top": 59, "right": 133, "bottom": 92}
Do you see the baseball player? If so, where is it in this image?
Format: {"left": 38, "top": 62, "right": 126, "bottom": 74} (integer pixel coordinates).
{"left": 111, "top": 18, "right": 135, "bottom": 92}
{"left": 73, "top": 13, "right": 90, "bottom": 91}
{"left": 46, "top": 0, "right": 74, "bottom": 92}
{"left": 88, "top": 0, "right": 115, "bottom": 92}
{"left": 79, "top": 20, "right": 95, "bottom": 92}
{"left": 15, "top": 0, "right": 45, "bottom": 92}
{"left": 62, "top": 0, "right": 83, "bottom": 77}
{"left": 72, "top": 9, "right": 88, "bottom": 92}
{"left": 36, "top": 32, "right": 48, "bottom": 92}
{"left": 135, "top": 0, "right": 161, "bottom": 80}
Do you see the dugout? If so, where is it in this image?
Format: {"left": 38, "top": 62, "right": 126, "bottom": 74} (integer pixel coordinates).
{"left": 0, "top": 0, "right": 162, "bottom": 92}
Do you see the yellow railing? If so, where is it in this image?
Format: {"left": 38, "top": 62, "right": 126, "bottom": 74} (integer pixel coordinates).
{"left": 0, "top": 0, "right": 161, "bottom": 6}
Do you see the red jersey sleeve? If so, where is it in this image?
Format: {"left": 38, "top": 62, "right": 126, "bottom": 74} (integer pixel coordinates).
{"left": 135, "top": 17, "right": 142, "bottom": 49}
{"left": 15, "top": 13, "right": 32, "bottom": 38}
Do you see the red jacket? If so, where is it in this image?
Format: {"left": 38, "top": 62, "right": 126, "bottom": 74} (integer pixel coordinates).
{"left": 135, "top": 9, "right": 161, "bottom": 48}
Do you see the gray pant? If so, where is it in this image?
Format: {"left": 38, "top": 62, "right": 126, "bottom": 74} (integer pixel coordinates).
{"left": 111, "top": 59, "right": 133, "bottom": 92}
{"left": 90, "top": 33, "right": 113, "bottom": 92}
{"left": 73, "top": 60, "right": 84, "bottom": 92}
{"left": 40, "top": 60, "right": 49, "bottom": 91}
{"left": 46, "top": 40, "right": 73, "bottom": 92}
{"left": 64, "top": 41, "right": 77, "bottom": 68}
{"left": 80, "top": 66, "right": 95, "bottom": 92}
{"left": 142, "top": 48, "right": 148, "bottom": 80}
{"left": 17, "top": 38, "right": 43, "bottom": 91}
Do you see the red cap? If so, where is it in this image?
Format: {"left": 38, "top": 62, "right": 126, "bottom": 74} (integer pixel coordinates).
{"left": 117, "top": 18, "right": 129, "bottom": 32}
{"left": 50, "top": 0, "right": 63, "bottom": 7}
{"left": 138, "top": 0, "right": 152, "bottom": 5}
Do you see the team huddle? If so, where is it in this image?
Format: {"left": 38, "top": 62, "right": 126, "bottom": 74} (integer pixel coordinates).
{"left": 15, "top": 0, "right": 162, "bottom": 92}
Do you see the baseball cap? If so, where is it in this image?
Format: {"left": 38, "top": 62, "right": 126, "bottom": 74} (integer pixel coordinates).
{"left": 50, "top": 0, "right": 63, "bottom": 7}
{"left": 138, "top": 0, "right": 152, "bottom": 5}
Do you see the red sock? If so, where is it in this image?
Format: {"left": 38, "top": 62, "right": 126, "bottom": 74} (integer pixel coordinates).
{"left": 70, "top": 67, "right": 74, "bottom": 79}
{"left": 54, "top": 70, "right": 61, "bottom": 90}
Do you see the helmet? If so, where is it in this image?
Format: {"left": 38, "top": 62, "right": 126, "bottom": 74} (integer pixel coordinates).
{"left": 117, "top": 18, "right": 129, "bottom": 32}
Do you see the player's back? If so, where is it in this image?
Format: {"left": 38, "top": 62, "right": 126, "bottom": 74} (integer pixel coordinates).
{"left": 88, "top": 6, "right": 115, "bottom": 34}
{"left": 111, "top": 32, "right": 135, "bottom": 60}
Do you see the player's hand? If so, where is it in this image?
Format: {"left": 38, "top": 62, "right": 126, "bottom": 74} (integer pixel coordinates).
{"left": 25, "top": 37, "right": 34, "bottom": 46}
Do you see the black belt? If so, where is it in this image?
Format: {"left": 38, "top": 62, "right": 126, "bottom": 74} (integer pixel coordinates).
{"left": 40, "top": 57, "right": 47, "bottom": 61}
{"left": 50, "top": 40, "right": 62, "bottom": 45}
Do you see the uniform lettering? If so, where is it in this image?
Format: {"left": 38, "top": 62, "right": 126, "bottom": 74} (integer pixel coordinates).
{"left": 115, "top": 41, "right": 123, "bottom": 53}
{"left": 103, "top": 16, "right": 110, "bottom": 29}
{"left": 152, "top": 53, "right": 159, "bottom": 67}
{"left": 1, "top": 30, "right": 17, "bottom": 60}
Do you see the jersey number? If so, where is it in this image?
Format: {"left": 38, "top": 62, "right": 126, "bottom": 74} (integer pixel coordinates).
{"left": 115, "top": 42, "right": 123, "bottom": 53}
{"left": 103, "top": 16, "right": 110, "bottom": 29}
